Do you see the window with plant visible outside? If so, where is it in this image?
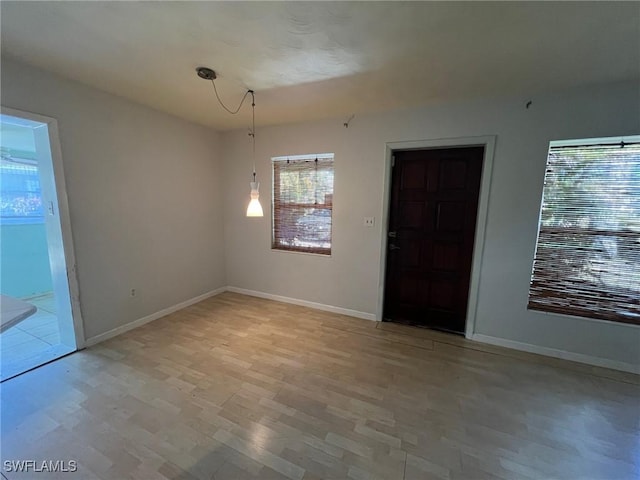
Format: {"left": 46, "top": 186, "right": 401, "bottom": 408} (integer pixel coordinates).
{"left": 0, "top": 147, "right": 43, "bottom": 225}
{"left": 272, "top": 154, "right": 334, "bottom": 255}
{"left": 528, "top": 136, "right": 640, "bottom": 325}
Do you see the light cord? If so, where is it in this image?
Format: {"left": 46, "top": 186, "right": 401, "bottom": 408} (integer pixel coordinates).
{"left": 250, "top": 91, "right": 256, "bottom": 174}
{"left": 209, "top": 79, "right": 252, "bottom": 115}
{"left": 206, "top": 76, "right": 256, "bottom": 179}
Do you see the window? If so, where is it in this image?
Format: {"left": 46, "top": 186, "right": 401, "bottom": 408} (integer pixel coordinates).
{"left": 272, "top": 153, "right": 334, "bottom": 255}
{"left": 0, "top": 148, "right": 44, "bottom": 225}
{"left": 528, "top": 136, "right": 640, "bottom": 325}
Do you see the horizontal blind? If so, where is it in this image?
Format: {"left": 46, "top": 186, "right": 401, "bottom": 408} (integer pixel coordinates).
{"left": 272, "top": 155, "right": 334, "bottom": 255}
{"left": 528, "top": 141, "right": 640, "bottom": 325}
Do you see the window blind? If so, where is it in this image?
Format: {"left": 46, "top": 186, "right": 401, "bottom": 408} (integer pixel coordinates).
{"left": 272, "top": 154, "right": 334, "bottom": 255}
{"left": 528, "top": 139, "right": 640, "bottom": 325}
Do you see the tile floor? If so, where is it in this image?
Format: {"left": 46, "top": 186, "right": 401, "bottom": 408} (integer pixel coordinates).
{"left": 0, "top": 292, "right": 73, "bottom": 381}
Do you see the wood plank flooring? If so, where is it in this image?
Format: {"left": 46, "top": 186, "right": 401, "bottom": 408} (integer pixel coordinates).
{"left": 1, "top": 292, "right": 638, "bottom": 479}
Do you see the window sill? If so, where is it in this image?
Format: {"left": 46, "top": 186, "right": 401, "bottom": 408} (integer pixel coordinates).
{"left": 271, "top": 248, "right": 332, "bottom": 258}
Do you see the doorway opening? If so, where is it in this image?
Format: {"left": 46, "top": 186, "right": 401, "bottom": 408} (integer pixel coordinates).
{"left": 0, "top": 110, "right": 82, "bottom": 381}
{"left": 383, "top": 145, "right": 485, "bottom": 334}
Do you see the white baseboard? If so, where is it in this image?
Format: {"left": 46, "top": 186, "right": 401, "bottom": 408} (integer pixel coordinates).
{"left": 84, "top": 286, "right": 227, "bottom": 347}
{"left": 471, "top": 333, "right": 640, "bottom": 375}
{"left": 226, "top": 286, "right": 377, "bottom": 321}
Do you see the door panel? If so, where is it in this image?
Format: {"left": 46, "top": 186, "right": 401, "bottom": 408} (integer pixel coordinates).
{"left": 400, "top": 202, "right": 424, "bottom": 228}
{"left": 436, "top": 201, "right": 466, "bottom": 231}
{"left": 384, "top": 146, "right": 484, "bottom": 333}
{"left": 432, "top": 243, "right": 461, "bottom": 271}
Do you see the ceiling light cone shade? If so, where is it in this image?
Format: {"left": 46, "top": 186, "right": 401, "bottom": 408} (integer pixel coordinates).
{"left": 246, "top": 181, "right": 264, "bottom": 217}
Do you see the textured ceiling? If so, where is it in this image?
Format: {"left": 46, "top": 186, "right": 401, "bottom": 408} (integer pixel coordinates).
{"left": 1, "top": 2, "right": 639, "bottom": 130}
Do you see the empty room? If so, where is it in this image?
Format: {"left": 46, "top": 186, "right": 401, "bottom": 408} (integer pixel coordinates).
{"left": 1, "top": 2, "right": 639, "bottom": 479}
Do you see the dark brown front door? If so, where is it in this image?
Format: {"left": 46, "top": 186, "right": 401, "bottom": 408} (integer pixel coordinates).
{"left": 383, "top": 146, "right": 484, "bottom": 333}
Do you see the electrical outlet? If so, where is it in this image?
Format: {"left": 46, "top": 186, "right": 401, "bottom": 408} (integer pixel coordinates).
{"left": 130, "top": 288, "right": 136, "bottom": 297}
{"left": 364, "top": 217, "right": 375, "bottom": 227}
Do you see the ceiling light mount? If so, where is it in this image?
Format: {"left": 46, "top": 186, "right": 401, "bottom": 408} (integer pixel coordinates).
{"left": 196, "top": 67, "right": 217, "bottom": 81}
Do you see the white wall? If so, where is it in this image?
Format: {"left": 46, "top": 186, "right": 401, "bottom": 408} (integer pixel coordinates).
{"left": 222, "top": 80, "right": 640, "bottom": 370}
{"left": 1, "top": 59, "right": 226, "bottom": 340}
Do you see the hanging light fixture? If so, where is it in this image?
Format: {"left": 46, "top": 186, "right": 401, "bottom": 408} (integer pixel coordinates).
{"left": 246, "top": 93, "right": 263, "bottom": 217}
{"left": 196, "top": 67, "right": 263, "bottom": 217}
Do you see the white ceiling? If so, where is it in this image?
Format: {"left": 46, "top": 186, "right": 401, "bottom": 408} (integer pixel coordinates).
{"left": 1, "top": 2, "right": 639, "bottom": 131}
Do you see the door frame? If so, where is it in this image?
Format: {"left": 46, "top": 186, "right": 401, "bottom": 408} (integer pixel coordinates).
{"left": 377, "top": 136, "right": 496, "bottom": 338}
{"left": 1, "top": 106, "right": 86, "bottom": 348}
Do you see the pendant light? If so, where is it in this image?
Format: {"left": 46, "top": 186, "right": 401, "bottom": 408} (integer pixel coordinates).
{"left": 196, "top": 67, "right": 263, "bottom": 217}
{"left": 246, "top": 92, "right": 263, "bottom": 217}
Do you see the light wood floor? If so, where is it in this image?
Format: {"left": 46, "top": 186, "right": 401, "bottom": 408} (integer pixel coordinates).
{"left": 1, "top": 292, "right": 638, "bottom": 480}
